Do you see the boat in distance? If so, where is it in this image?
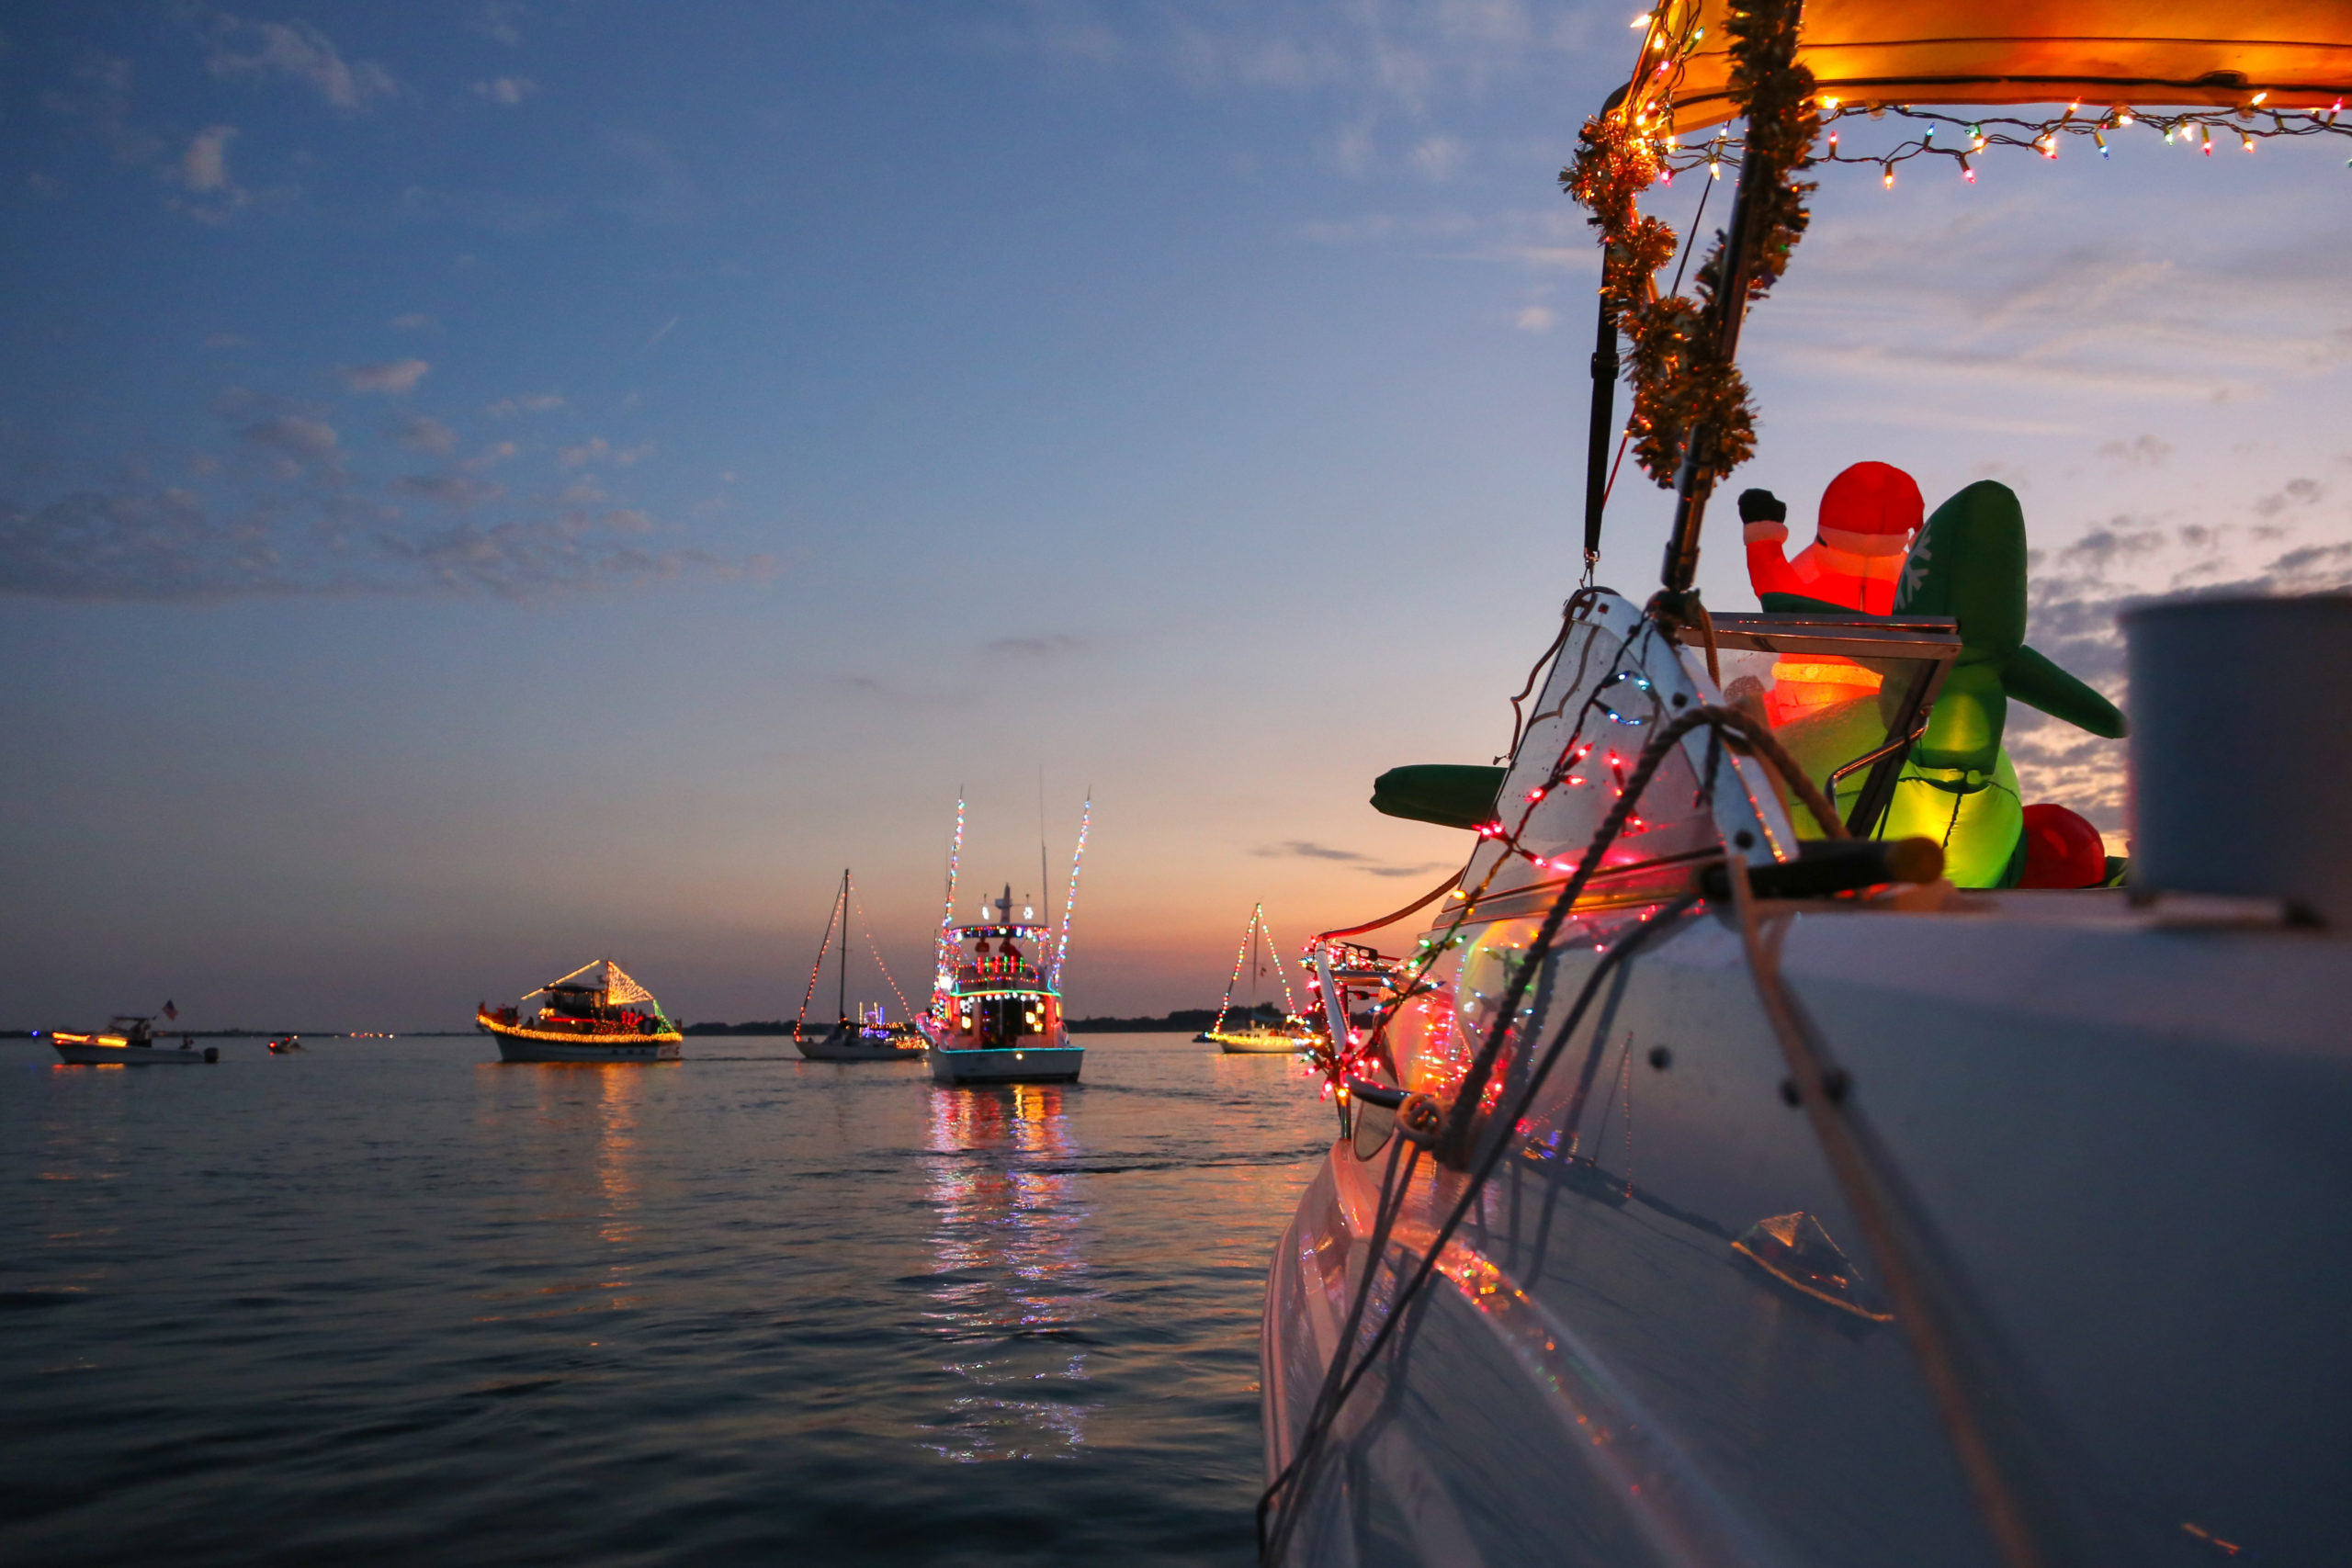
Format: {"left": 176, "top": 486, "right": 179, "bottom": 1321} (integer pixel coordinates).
{"left": 476, "top": 959, "right": 682, "bottom": 1063}
{"left": 920, "top": 798, "right": 1091, "bottom": 1085}
{"left": 47, "top": 1015, "right": 217, "bottom": 1065}
{"left": 794, "top": 868, "right": 925, "bottom": 1061}
{"left": 1201, "top": 903, "right": 1317, "bottom": 1055}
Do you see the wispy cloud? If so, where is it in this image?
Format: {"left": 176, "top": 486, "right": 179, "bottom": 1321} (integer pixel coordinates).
{"left": 390, "top": 413, "right": 456, "bottom": 455}
{"left": 487, "top": 392, "right": 564, "bottom": 417}
{"left": 180, "top": 125, "right": 236, "bottom": 191}
{"left": 558, "top": 435, "right": 652, "bottom": 468}
{"left": 982, "top": 632, "right": 1083, "bottom": 659}
{"left": 469, "top": 76, "right": 537, "bottom": 106}
{"left": 206, "top": 17, "right": 395, "bottom": 110}
{"left": 1250, "top": 840, "right": 1453, "bottom": 876}
{"left": 335, "top": 359, "right": 429, "bottom": 395}
{"left": 388, "top": 311, "right": 440, "bottom": 333}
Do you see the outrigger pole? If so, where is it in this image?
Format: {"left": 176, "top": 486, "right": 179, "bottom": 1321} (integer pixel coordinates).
{"left": 1050, "top": 794, "right": 1090, "bottom": 990}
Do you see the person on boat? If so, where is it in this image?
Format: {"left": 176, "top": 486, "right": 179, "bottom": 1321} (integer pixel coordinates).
{"left": 1741, "top": 461, "right": 1923, "bottom": 615}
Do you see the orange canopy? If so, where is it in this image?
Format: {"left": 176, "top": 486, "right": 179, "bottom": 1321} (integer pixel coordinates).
{"left": 1636, "top": 0, "right": 2352, "bottom": 130}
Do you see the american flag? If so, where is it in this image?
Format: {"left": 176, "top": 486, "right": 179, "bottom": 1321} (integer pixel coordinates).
{"left": 163, "top": 999, "right": 177, "bottom": 1021}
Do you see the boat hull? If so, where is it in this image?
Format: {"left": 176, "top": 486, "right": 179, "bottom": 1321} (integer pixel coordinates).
{"left": 1261, "top": 901, "right": 2352, "bottom": 1566}
{"left": 1212, "top": 1031, "right": 1306, "bottom": 1055}
{"left": 49, "top": 1036, "right": 214, "bottom": 1065}
{"left": 483, "top": 1022, "right": 680, "bottom": 1063}
{"left": 797, "top": 1032, "right": 923, "bottom": 1062}
{"left": 923, "top": 1043, "right": 1084, "bottom": 1084}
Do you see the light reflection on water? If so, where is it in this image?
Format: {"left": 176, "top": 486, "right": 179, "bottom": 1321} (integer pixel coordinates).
{"left": 0, "top": 1034, "right": 1330, "bottom": 1565}
{"left": 922, "top": 1083, "right": 1096, "bottom": 1461}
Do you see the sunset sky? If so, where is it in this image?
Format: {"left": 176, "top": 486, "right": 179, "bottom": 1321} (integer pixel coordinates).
{"left": 6, "top": 3, "right": 2348, "bottom": 1028}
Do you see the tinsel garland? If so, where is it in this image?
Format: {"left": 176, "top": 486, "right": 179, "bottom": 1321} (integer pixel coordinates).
{"left": 1565, "top": 0, "right": 1816, "bottom": 487}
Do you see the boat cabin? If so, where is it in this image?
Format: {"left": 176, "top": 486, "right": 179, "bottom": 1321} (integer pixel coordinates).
{"left": 933, "top": 893, "right": 1063, "bottom": 1050}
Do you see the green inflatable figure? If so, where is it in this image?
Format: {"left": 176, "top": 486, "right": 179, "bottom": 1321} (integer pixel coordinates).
{"left": 1865, "top": 479, "right": 2124, "bottom": 885}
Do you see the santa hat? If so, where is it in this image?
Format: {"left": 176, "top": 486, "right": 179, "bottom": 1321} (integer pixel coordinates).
{"left": 1816, "top": 461, "right": 1923, "bottom": 556}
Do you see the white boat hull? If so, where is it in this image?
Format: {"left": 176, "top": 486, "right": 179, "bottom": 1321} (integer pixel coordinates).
{"left": 49, "top": 1038, "right": 214, "bottom": 1065}
{"left": 490, "top": 1032, "right": 680, "bottom": 1063}
{"left": 1215, "top": 1032, "right": 1306, "bottom": 1055}
{"left": 1261, "top": 901, "right": 2352, "bottom": 1566}
{"left": 924, "top": 1043, "right": 1084, "bottom": 1083}
{"left": 797, "top": 1030, "right": 923, "bottom": 1062}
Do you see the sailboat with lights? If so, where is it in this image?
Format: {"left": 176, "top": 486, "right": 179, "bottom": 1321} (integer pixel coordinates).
{"left": 1257, "top": 6, "right": 2352, "bottom": 1566}
{"left": 476, "top": 959, "right": 682, "bottom": 1063}
{"left": 1201, "top": 903, "right": 1315, "bottom": 1054}
{"left": 797, "top": 868, "right": 924, "bottom": 1061}
{"left": 919, "top": 798, "right": 1090, "bottom": 1085}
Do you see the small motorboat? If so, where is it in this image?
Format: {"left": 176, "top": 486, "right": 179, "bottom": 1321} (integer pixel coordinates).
{"left": 794, "top": 870, "right": 925, "bottom": 1062}
{"left": 48, "top": 1015, "right": 216, "bottom": 1065}
{"left": 266, "top": 1035, "right": 305, "bottom": 1054}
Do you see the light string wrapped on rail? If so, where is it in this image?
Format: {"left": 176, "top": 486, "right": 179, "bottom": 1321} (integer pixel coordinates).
{"left": 1258, "top": 891, "right": 1706, "bottom": 1566}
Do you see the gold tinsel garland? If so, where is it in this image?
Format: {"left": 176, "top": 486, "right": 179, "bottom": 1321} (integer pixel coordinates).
{"left": 1566, "top": 0, "right": 1815, "bottom": 489}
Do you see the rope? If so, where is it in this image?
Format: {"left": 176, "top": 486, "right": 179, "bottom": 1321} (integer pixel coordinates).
{"left": 1722, "top": 854, "right": 2049, "bottom": 1568}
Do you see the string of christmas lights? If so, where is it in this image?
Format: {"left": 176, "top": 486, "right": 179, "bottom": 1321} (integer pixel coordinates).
{"left": 848, "top": 878, "right": 918, "bottom": 1021}
{"left": 1050, "top": 795, "right": 1090, "bottom": 991}
{"left": 936, "top": 795, "right": 966, "bottom": 998}
{"left": 795, "top": 881, "right": 845, "bottom": 1040}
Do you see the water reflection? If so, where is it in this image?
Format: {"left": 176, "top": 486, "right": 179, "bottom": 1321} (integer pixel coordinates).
{"left": 472, "top": 1063, "right": 648, "bottom": 1320}
{"left": 920, "top": 1084, "right": 1098, "bottom": 1461}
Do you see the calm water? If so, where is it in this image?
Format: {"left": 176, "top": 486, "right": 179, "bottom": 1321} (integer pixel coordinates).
{"left": 0, "top": 1034, "right": 1331, "bottom": 1566}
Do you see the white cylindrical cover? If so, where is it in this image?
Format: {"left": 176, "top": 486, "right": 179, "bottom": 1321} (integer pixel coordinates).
{"left": 2124, "top": 594, "right": 2352, "bottom": 928}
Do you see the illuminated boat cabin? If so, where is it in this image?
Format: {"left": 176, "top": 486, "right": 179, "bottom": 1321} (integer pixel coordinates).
{"left": 933, "top": 888, "right": 1062, "bottom": 1049}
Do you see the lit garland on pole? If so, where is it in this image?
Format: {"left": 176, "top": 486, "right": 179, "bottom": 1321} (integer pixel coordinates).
{"left": 935, "top": 795, "right": 966, "bottom": 1010}
{"left": 1564, "top": 0, "right": 1816, "bottom": 489}
{"left": 1050, "top": 795, "right": 1090, "bottom": 991}
{"left": 795, "top": 881, "right": 845, "bottom": 1043}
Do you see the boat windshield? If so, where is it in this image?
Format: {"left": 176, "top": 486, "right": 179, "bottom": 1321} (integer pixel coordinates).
{"left": 1676, "top": 615, "right": 1961, "bottom": 838}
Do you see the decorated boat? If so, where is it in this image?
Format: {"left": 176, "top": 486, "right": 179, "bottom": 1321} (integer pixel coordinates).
{"left": 919, "top": 797, "right": 1089, "bottom": 1085}
{"left": 476, "top": 960, "right": 682, "bottom": 1063}
{"left": 1258, "top": 6, "right": 2352, "bottom": 1566}
{"left": 1202, "top": 903, "right": 1316, "bottom": 1054}
{"left": 796, "top": 868, "right": 925, "bottom": 1061}
{"left": 47, "top": 1014, "right": 217, "bottom": 1065}
{"left": 266, "top": 1035, "right": 305, "bottom": 1054}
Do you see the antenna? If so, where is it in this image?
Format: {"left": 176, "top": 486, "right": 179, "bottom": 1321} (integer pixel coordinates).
{"left": 938, "top": 792, "right": 966, "bottom": 988}
{"left": 1038, "top": 766, "right": 1052, "bottom": 931}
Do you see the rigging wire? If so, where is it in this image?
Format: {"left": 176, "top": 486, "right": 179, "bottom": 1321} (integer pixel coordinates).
{"left": 793, "top": 882, "right": 846, "bottom": 1042}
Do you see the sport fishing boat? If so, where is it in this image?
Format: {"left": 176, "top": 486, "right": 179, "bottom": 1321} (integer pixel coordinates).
{"left": 1258, "top": 7, "right": 2352, "bottom": 1566}
{"left": 47, "top": 1015, "right": 217, "bottom": 1065}
{"left": 476, "top": 960, "right": 682, "bottom": 1063}
{"left": 1203, "top": 903, "right": 1315, "bottom": 1054}
{"left": 920, "top": 798, "right": 1090, "bottom": 1085}
{"left": 797, "top": 868, "right": 925, "bottom": 1061}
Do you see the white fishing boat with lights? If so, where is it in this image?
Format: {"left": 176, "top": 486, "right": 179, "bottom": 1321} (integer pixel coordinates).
{"left": 47, "top": 1014, "right": 217, "bottom": 1065}
{"left": 1257, "top": 6, "right": 2352, "bottom": 1566}
{"left": 919, "top": 799, "right": 1090, "bottom": 1085}
{"left": 796, "top": 868, "right": 925, "bottom": 1061}
{"left": 1202, "top": 903, "right": 1316, "bottom": 1054}
{"left": 476, "top": 960, "right": 682, "bottom": 1063}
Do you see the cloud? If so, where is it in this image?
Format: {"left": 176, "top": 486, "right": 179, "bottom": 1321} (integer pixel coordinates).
{"left": 470, "top": 76, "right": 537, "bottom": 106}
{"left": 207, "top": 17, "right": 395, "bottom": 110}
{"left": 334, "top": 359, "right": 429, "bottom": 395}
{"left": 982, "top": 632, "right": 1082, "bottom": 659}
{"left": 388, "top": 311, "right": 439, "bottom": 333}
{"left": 202, "top": 332, "right": 252, "bottom": 350}
{"left": 1408, "top": 135, "right": 1464, "bottom": 181}
{"left": 470, "top": 2, "right": 526, "bottom": 46}
{"left": 487, "top": 392, "right": 563, "bottom": 416}
{"left": 558, "top": 435, "right": 652, "bottom": 468}
{"left": 387, "top": 471, "right": 504, "bottom": 507}
{"left": 1257, "top": 840, "right": 1367, "bottom": 861}
{"left": 238, "top": 414, "right": 338, "bottom": 459}
{"left": 390, "top": 413, "right": 456, "bottom": 455}
{"left": 2097, "top": 434, "right": 2172, "bottom": 468}
{"left": 180, "top": 125, "right": 236, "bottom": 191}
{"left": 1515, "top": 305, "right": 1555, "bottom": 333}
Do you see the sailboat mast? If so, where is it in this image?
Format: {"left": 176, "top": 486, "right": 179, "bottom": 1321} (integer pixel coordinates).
{"left": 838, "top": 868, "right": 850, "bottom": 1022}
{"left": 1250, "top": 907, "right": 1261, "bottom": 1012}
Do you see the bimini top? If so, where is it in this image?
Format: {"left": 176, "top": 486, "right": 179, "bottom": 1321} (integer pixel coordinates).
{"left": 1634, "top": 0, "right": 2352, "bottom": 130}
